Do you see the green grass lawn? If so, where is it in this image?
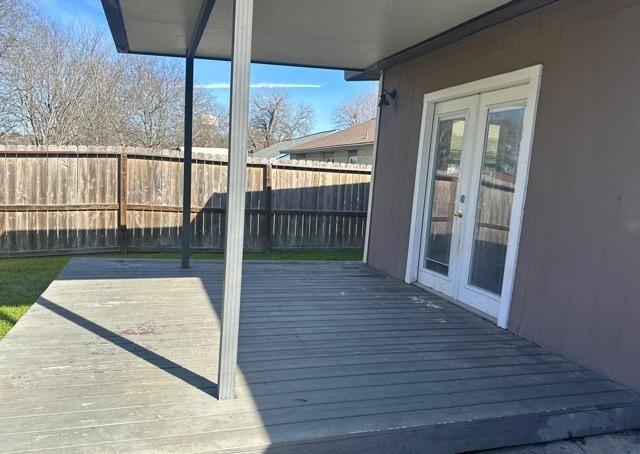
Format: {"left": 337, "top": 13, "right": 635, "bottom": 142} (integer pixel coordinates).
{"left": 0, "top": 249, "right": 362, "bottom": 340}
{"left": 0, "top": 256, "right": 71, "bottom": 340}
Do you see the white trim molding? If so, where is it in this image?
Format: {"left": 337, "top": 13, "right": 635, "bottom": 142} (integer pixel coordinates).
{"left": 363, "top": 72, "right": 384, "bottom": 263}
{"left": 405, "top": 65, "right": 543, "bottom": 329}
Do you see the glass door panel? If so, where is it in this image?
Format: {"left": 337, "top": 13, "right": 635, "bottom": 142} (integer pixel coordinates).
{"left": 416, "top": 79, "right": 537, "bottom": 323}
{"left": 468, "top": 105, "right": 525, "bottom": 294}
{"left": 424, "top": 117, "right": 466, "bottom": 276}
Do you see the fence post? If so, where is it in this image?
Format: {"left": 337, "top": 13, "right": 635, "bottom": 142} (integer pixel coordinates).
{"left": 263, "top": 162, "right": 273, "bottom": 251}
{"left": 118, "top": 153, "right": 128, "bottom": 253}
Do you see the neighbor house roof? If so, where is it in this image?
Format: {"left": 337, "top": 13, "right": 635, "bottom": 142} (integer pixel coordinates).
{"left": 101, "top": 1, "right": 555, "bottom": 75}
{"left": 251, "top": 130, "right": 336, "bottom": 159}
{"left": 285, "top": 120, "right": 375, "bottom": 154}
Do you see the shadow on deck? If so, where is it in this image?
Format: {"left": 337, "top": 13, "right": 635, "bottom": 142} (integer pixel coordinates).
{"left": 1, "top": 259, "right": 639, "bottom": 453}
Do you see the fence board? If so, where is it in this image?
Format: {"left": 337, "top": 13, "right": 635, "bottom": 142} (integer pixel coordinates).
{"left": 0, "top": 147, "right": 371, "bottom": 256}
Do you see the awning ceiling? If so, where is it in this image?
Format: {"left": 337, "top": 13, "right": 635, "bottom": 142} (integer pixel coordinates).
{"left": 105, "top": 0, "right": 516, "bottom": 71}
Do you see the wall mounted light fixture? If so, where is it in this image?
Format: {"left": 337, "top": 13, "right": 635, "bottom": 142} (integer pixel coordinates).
{"left": 378, "top": 89, "right": 397, "bottom": 107}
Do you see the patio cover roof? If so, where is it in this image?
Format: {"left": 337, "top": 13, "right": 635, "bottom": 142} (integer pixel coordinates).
{"left": 102, "top": 0, "right": 555, "bottom": 74}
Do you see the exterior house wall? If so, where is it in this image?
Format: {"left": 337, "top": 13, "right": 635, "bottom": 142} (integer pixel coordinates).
{"left": 367, "top": 0, "right": 640, "bottom": 391}
{"left": 291, "top": 144, "right": 374, "bottom": 164}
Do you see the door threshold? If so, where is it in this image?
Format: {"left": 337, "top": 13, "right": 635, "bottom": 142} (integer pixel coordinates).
{"left": 412, "top": 281, "right": 498, "bottom": 325}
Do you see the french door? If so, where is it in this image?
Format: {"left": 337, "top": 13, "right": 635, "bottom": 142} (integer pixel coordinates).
{"left": 417, "top": 84, "right": 533, "bottom": 320}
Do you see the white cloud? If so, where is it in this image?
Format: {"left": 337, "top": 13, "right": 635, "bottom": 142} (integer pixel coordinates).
{"left": 197, "top": 82, "right": 322, "bottom": 89}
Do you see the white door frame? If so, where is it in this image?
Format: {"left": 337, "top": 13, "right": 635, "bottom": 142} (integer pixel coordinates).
{"left": 405, "top": 65, "right": 543, "bottom": 329}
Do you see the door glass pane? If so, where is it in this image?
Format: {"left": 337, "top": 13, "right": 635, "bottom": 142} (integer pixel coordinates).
{"left": 424, "top": 117, "right": 466, "bottom": 275}
{"left": 469, "top": 105, "right": 525, "bottom": 294}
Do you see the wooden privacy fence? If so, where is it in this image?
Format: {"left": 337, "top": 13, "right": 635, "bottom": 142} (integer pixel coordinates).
{"left": 0, "top": 146, "right": 371, "bottom": 257}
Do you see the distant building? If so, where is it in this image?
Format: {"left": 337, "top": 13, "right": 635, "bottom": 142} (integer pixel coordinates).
{"left": 250, "top": 130, "right": 335, "bottom": 160}
{"left": 284, "top": 119, "right": 375, "bottom": 164}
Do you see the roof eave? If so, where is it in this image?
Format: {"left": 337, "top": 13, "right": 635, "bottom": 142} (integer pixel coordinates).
{"left": 345, "top": 0, "right": 558, "bottom": 81}
{"left": 286, "top": 141, "right": 374, "bottom": 154}
{"left": 102, "top": 0, "right": 558, "bottom": 75}
{"left": 101, "top": 0, "right": 129, "bottom": 53}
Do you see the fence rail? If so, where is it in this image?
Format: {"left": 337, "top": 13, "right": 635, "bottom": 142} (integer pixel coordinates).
{"left": 0, "top": 146, "right": 371, "bottom": 257}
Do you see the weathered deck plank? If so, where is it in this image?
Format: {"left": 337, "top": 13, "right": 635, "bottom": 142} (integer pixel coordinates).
{"left": 1, "top": 259, "right": 639, "bottom": 453}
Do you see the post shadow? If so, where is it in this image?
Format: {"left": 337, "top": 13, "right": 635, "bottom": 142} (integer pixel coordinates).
{"left": 37, "top": 296, "right": 219, "bottom": 398}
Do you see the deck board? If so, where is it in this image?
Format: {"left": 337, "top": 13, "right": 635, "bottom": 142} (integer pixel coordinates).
{"left": 1, "top": 259, "right": 639, "bottom": 453}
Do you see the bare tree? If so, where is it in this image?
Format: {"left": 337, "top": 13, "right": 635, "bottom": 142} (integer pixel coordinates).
{"left": 248, "top": 89, "right": 314, "bottom": 150}
{"left": 1, "top": 21, "right": 115, "bottom": 145}
{"left": 0, "top": 0, "right": 31, "bottom": 136}
{"left": 332, "top": 88, "right": 377, "bottom": 129}
{"left": 71, "top": 37, "right": 127, "bottom": 146}
{"left": 192, "top": 88, "right": 229, "bottom": 148}
{"left": 117, "top": 57, "right": 229, "bottom": 148}
{"left": 116, "top": 56, "right": 184, "bottom": 148}
{"left": 0, "top": 1, "right": 229, "bottom": 148}
{"left": 0, "top": 0, "right": 29, "bottom": 59}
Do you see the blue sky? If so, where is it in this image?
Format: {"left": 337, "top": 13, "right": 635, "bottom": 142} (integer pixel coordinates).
{"left": 35, "top": 0, "right": 378, "bottom": 132}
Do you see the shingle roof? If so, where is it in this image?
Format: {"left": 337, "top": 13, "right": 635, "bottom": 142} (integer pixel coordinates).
{"left": 285, "top": 119, "right": 376, "bottom": 153}
{"left": 251, "top": 130, "right": 335, "bottom": 159}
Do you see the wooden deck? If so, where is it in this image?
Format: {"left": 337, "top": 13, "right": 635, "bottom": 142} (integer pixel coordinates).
{"left": 1, "top": 259, "right": 639, "bottom": 453}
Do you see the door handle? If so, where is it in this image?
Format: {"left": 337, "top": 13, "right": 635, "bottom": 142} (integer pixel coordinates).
{"left": 454, "top": 210, "right": 464, "bottom": 218}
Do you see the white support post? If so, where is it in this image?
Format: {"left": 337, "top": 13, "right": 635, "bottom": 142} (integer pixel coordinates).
{"left": 217, "top": 0, "right": 253, "bottom": 401}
